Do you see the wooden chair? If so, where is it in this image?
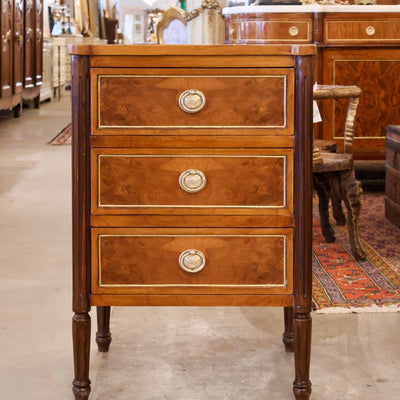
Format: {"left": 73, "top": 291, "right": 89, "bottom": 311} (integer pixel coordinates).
{"left": 157, "top": 6, "right": 187, "bottom": 44}
{"left": 313, "top": 85, "right": 366, "bottom": 261}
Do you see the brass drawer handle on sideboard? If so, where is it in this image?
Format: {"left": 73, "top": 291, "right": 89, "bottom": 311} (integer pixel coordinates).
{"left": 179, "top": 249, "right": 206, "bottom": 273}
{"left": 179, "top": 169, "right": 207, "bottom": 193}
{"left": 178, "top": 89, "right": 206, "bottom": 113}
{"left": 366, "top": 26, "right": 376, "bottom": 36}
{"left": 289, "top": 26, "right": 299, "bottom": 37}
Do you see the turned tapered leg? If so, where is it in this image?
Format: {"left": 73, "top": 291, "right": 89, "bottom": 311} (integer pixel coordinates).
{"left": 72, "top": 313, "right": 91, "bottom": 400}
{"left": 283, "top": 306, "right": 294, "bottom": 352}
{"left": 96, "top": 306, "right": 112, "bottom": 352}
{"left": 313, "top": 174, "right": 335, "bottom": 243}
{"left": 293, "top": 313, "right": 312, "bottom": 400}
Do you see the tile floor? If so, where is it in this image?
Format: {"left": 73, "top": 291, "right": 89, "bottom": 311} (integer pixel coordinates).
{"left": 0, "top": 95, "right": 399, "bottom": 400}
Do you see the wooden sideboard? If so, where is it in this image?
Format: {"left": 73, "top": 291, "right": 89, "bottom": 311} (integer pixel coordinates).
{"left": 70, "top": 44, "right": 316, "bottom": 400}
{"left": 0, "top": 0, "right": 43, "bottom": 115}
{"left": 224, "top": 5, "right": 400, "bottom": 159}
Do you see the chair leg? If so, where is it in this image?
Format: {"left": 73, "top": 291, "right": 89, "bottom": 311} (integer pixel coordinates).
{"left": 340, "top": 169, "right": 367, "bottom": 261}
{"left": 313, "top": 173, "right": 335, "bottom": 243}
{"left": 96, "top": 306, "right": 112, "bottom": 352}
{"left": 283, "top": 306, "right": 294, "bottom": 352}
{"left": 329, "top": 174, "right": 346, "bottom": 226}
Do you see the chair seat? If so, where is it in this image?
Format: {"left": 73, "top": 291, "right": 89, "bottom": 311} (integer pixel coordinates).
{"left": 314, "top": 139, "right": 337, "bottom": 153}
{"left": 313, "top": 152, "right": 353, "bottom": 173}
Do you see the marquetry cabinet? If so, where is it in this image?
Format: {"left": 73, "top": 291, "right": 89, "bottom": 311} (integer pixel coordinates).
{"left": 224, "top": 5, "right": 400, "bottom": 159}
{"left": 70, "top": 44, "right": 316, "bottom": 400}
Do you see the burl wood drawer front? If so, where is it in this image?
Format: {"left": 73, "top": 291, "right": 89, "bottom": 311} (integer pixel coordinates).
{"left": 91, "top": 228, "right": 293, "bottom": 295}
{"left": 325, "top": 20, "right": 400, "bottom": 43}
{"left": 91, "top": 68, "right": 294, "bottom": 134}
{"left": 91, "top": 148, "right": 293, "bottom": 215}
{"left": 228, "top": 20, "right": 312, "bottom": 44}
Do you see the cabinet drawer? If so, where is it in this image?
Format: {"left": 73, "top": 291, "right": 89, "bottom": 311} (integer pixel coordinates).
{"left": 91, "top": 68, "right": 294, "bottom": 135}
{"left": 228, "top": 20, "right": 312, "bottom": 44}
{"left": 91, "top": 228, "right": 293, "bottom": 295}
{"left": 91, "top": 148, "right": 293, "bottom": 215}
{"left": 325, "top": 20, "right": 400, "bottom": 43}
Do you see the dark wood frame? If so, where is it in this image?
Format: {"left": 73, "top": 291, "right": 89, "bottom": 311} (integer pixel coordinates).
{"left": 71, "top": 45, "right": 315, "bottom": 400}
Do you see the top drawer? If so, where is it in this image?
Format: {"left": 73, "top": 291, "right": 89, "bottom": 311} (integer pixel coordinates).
{"left": 227, "top": 20, "right": 312, "bottom": 44}
{"left": 325, "top": 19, "right": 400, "bottom": 43}
{"left": 90, "top": 68, "right": 294, "bottom": 135}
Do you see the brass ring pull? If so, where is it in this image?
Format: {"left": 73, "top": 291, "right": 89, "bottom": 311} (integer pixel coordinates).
{"left": 179, "top": 89, "right": 206, "bottom": 113}
{"left": 366, "top": 26, "right": 375, "bottom": 36}
{"left": 179, "top": 249, "right": 206, "bottom": 273}
{"left": 179, "top": 169, "right": 206, "bottom": 193}
{"left": 289, "top": 26, "right": 299, "bottom": 37}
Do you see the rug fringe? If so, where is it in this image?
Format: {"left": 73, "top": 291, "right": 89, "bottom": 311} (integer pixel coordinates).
{"left": 314, "top": 304, "right": 400, "bottom": 314}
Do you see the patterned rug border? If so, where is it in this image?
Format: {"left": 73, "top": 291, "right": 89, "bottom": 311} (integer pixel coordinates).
{"left": 47, "top": 123, "right": 72, "bottom": 145}
{"left": 314, "top": 304, "right": 400, "bottom": 314}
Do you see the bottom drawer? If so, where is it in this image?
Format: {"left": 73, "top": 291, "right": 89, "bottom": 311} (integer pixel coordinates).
{"left": 92, "top": 228, "right": 293, "bottom": 295}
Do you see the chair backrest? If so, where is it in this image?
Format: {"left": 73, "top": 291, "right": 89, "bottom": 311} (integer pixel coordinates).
{"left": 157, "top": 6, "right": 188, "bottom": 45}
{"left": 313, "top": 85, "right": 362, "bottom": 154}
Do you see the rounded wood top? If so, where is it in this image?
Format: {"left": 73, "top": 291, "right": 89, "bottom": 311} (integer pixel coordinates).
{"left": 69, "top": 44, "right": 317, "bottom": 56}
{"left": 222, "top": 5, "right": 400, "bottom": 15}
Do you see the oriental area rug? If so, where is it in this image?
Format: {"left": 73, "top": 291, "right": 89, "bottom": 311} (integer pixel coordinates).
{"left": 47, "top": 123, "right": 72, "bottom": 145}
{"left": 47, "top": 127, "right": 400, "bottom": 313}
{"left": 312, "top": 191, "right": 400, "bottom": 313}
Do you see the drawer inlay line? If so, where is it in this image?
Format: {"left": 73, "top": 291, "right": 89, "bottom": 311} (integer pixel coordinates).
{"left": 97, "top": 234, "right": 288, "bottom": 288}
{"left": 228, "top": 21, "right": 311, "bottom": 42}
{"left": 325, "top": 21, "right": 400, "bottom": 42}
{"left": 97, "top": 154, "right": 288, "bottom": 209}
{"left": 97, "top": 74, "right": 288, "bottom": 129}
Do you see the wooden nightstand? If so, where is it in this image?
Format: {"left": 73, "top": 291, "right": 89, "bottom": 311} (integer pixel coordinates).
{"left": 70, "top": 44, "right": 316, "bottom": 400}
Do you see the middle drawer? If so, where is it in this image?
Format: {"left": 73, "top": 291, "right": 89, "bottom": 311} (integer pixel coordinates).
{"left": 91, "top": 148, "right": 293, "bottom": 215}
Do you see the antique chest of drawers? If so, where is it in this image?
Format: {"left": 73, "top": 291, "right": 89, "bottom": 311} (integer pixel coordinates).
{"left": 70, "top": 44, "right": 315, "bottom": 400}
{"left": 224, "top": 5, "right": 400, "bottom": 159}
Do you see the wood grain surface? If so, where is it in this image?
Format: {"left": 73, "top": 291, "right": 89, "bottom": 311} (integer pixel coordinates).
{"left": 91, "top": 227, "right": 293, "bottom": 295}
{"left": 225, "top": 13, "right": 313, "bottom": 44}
{"left": 95, "top": 72, "right": 291, "bottom": 130}
{"left": 325, "top": 20, "right": 400, "bottom": 42}
{"left": 91, "top": 294, "right": 294, "bottom": 307}
{"left": 321, "top": 49, "right": 400, "bottom": 158}
{"left": 92, "top": 148, "right": 293, "bottom": 214}
{"left": 69, "top": 43, "right": 317, "bottom": 56}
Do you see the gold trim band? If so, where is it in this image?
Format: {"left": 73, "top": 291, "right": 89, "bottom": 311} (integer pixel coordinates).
{"left": 97, "top": 154, "right": 288, "bottom": 209}
{"left": 97, "top": 74, "right": 288, "bottom": 129}
{"left": 97, "top": 233, "right": 288, "bottom": 288}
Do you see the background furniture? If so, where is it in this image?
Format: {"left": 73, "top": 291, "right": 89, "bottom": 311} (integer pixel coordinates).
{"left": 224, "top": 4, "right": 400, "bottom": 160}
{"left": 70, "top": 44, "right": 316, "bottom": 400}
{"left": 157, "top": 6, "right": 187, "bottom": 44}
{"left": 0, "top": 0, "right": 24, "bottom": 116}
{"left": 313, "top": 85, "right": 366, "bottom": 261}
{"left": 52, "top": 35, "right": 107, "bottom": 98}
{"left": 22, "top": 0, "right": 43, "bottom": 108}
{"left": 385, "top": 125, "right": 400, "bottom": 227}
{"left": 40, "top": 37, "right": 53, "bottom": 101}
{"left": 0, "top": 0, "right": 43, "bottom": 115}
